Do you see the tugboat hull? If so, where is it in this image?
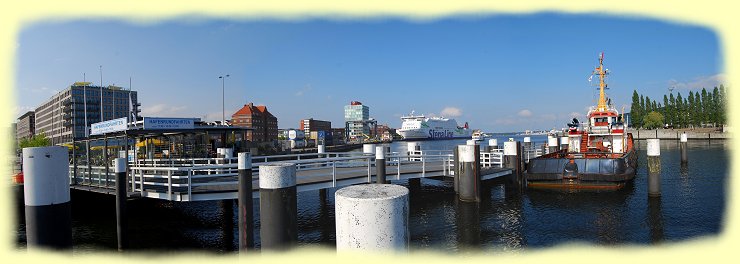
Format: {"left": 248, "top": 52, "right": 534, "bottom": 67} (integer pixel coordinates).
{"left": 524, "top": 149, "right": 637, "bottom": 190}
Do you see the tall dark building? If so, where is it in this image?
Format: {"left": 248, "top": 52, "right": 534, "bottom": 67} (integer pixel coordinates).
{"left": 34, "top": 82, "right": 141, "bottom": 145}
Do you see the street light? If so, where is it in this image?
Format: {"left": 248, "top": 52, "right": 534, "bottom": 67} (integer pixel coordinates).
{"left": 219, "top": 74, "right": 230, "bottom": 125}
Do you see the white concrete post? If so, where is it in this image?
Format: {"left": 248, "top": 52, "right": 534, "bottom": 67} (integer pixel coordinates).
{"left": 335, "top": 184, "right": 409, "bottom": 252}
{"left": 363, "top": 144, "right": 376, "bottom": 155}
{"left": 23, "top": 146, "right": 72, "bottom": 250}
{"left": 317, "top": 144, "right": 325, "bottom": 154}
{"left": 647, "top": 139, "right": 661, "bottom": 197}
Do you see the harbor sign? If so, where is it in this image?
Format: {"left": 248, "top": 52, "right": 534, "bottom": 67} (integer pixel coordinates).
{"left": 90, "top": 117, "right": 128, "bottom": 135}
{"left": 143, "top": 117, "right": 195, "bottom": 130}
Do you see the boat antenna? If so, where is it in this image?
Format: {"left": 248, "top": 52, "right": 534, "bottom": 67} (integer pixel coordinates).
{"left": 594, "top": 52, "right": 608, "bottom": 112}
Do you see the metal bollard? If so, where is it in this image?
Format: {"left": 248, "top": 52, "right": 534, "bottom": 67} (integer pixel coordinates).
{"left": 504, "top": 141, "right": 523, "bottom": 190}
{"left": 647, "top": 139, "right": 661, "bottom": 197}
{"left": 238, "top": 152, "right": 254, "bottom": 251}
{"left": 375, "top": 146, "right": 387, "bottom": 184}
{"left": 259, "top": 163, "right": 297, "bottom": 251}
{"left": 23, "top": 146, "right": 72, "bottom": 250}
{"left": 114, "top": 158, "right": 128, "bottom": 251}
{"left": 335, "top": 184, "right": 409, "bottom": 252}
{"left": 456, "top": 145, "right": 481, "bottom": 202}
{"left": 680, "top": 133, "right": 688, "bottom": 164}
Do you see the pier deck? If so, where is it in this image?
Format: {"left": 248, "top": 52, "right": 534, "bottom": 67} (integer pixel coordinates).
{"left": 68, "top": 152, "right": 512, "bottom": 201}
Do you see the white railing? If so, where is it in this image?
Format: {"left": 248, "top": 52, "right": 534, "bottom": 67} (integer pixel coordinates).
{"left": 67, "top": 149, "right": 509, "bottom": 201}
{"left": 480, "top": 150, "right": 504, "bottom": 168}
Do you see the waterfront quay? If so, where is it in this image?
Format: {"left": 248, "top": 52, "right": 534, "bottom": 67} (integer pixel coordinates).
{"left": 16, "top": 139, "right": 524, "bottom": 251}
{"left": 14, "top": 136, "right": 727, "bottom": 252}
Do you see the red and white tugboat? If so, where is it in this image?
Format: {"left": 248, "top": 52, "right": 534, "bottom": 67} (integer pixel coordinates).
{"left": 524, "top": 52, "right": 637, "bottom": 190}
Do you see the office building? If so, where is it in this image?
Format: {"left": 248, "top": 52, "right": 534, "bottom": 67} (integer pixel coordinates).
{"left": 300, "top": 118, "right": 331, "bottom": 135}
{"left": 16, "top": 111, "right": 35, "bottom": 141}
{"left": 344, "top": 101, "right": 371, "bottom": 140}
{"left": 33, "top": 82, "right": 140, "bottom": 145}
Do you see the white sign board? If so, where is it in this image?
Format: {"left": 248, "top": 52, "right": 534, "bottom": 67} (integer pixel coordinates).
{"left": 90, "top": 117, "right": 128, "bottom": 135}
{"left": 143, "top": 117, "right": 195, "bottom": 130}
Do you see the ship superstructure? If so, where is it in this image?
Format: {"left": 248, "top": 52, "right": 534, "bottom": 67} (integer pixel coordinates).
{"left": 524, "top": 52, "right": 637, "bottom": 190}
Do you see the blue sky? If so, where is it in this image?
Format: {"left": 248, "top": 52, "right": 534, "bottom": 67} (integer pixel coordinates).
{"left": 14, "top": 13, "right": 722, "bottom": 132}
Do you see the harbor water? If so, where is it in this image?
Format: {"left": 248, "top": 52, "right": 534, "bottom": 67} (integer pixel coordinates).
{"left": 14, "top": 135, "right": 728, "bottom": 252}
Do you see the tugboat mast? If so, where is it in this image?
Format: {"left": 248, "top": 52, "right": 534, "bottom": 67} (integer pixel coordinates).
{"left": 595, "top": 52, "right": 608, "bottom": 112}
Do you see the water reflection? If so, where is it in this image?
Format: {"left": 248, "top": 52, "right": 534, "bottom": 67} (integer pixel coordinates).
{"left": 455, "top": 200, "right": 480, "bottom": 250}
{"left": 647, "top": 196, "right": 664, "bottom": 244}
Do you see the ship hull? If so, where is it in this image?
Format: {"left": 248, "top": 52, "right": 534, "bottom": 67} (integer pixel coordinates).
{"left": 524, "top": 148, "right": 637, "bottom": 190}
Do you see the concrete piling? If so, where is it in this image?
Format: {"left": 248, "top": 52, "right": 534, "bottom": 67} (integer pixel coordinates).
{"left": 523, "top": 137, "right": 531, "bottom": 150}
{"left": 363, "top": 144, "right": 376, "bottom": 155}
{"left": 456, "top": 145, "right": 481, "bottom": 202}
{"left": 375, "top": 146, "right": 387, "bottom": 184}
{"left": 647, "top": 139, "right": 661, "bottom": 197}
{"left": 680, "top": 132, "right": 688, "bottom": 164}
{"left": 22, "top": 146, "right": 72, "bottom": 250}
{"left": 259, "top": 163, "right": 297, "bottom": 251}
{"left": 487, "top": 139, "right": 498, "bottom": 152}
{"left": 317, "top": 144, "right": 325, "bottom": 154}
{"left": 547, "top": 136, "right": 559, "bottom": 154}
{"left": 237, "top": 152, "right": 254, "bottom": 251}
{"left": 114, "top": 158, "right": 128, "bottom": 251}
{"left": 335, "top": 184, "right": 409, "bottom": 252}
{"left": 504, "top": 141, "right": 523, "bottom": 190}
{"left": 466, "top": 139, "right": 476, "bottom": 146}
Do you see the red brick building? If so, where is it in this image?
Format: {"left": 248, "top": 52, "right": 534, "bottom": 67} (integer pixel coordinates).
{"left": 231, "top": 103, "right": 278, "bottom": 142}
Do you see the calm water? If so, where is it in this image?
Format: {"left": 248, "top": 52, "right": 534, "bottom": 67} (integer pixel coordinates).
{"left": 14, "top": 136, "right": 729, "bottom": 252}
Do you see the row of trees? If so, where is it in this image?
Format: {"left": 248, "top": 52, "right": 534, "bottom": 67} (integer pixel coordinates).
{"left": 630, "top": 85, "right": 727, "bottom": 129}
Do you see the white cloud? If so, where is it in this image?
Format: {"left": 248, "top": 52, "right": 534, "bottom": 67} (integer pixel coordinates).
{"left": 295, "top": 84, "right": 312, "bottom": 96}
{"left": 141, "top": 104, "right": 188, "bottom": 117}
{"left": 517, "top": 109, "right": 533, "bottom": 117}
{"left": 440, "top": 107, "right": 462, "bottom": 117}
{"left": 667, "top": 74, "right": 725, "bottom": 91}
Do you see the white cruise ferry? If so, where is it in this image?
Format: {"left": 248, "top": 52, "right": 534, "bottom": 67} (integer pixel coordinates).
{"left": 397, "top": 111, "right": 472, "bottom": 140}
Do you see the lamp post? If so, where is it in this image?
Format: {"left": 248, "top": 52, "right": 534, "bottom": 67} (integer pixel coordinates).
{"left": 219, "top": 74, "right": 230, "bottom": 126}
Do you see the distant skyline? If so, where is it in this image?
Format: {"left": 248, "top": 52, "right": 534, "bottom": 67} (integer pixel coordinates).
{"left": 14, "top": 14, "right": 722, "bottom": 132}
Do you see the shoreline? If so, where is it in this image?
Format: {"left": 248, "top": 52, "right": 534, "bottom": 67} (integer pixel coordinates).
{"left": 627, "top": 129, "right": 730, "bottom": 140}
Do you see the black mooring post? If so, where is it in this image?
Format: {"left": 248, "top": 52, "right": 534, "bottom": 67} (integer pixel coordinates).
{"left": 114, "top": 158, "right": 128, "bottom": 251}
{"left": 259, "top": 163, "right": 297, "bottom": 251}
{"left": 456, "top": 144, "right": 481, "bottom": 202}
{"left": 237, "top": 152, "right": 254, "bottom": 251}
{"left": 375, "top": 146, "right": 386, "bottom": 184}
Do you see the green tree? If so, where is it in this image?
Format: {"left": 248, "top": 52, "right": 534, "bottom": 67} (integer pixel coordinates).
{"left": 712, "top": 86, "right": 721, "bottom": 125}
{"left": 18, "top": 133, "right": 51, "bottom": 148}
{"left": 640, "top": 95, "right": 646, "bottom": 127}
{"left": 645, "top": 96, "right": 652, "bottom": 113}
{"left": 643, "top": 111, "right": 665, "bottom": 129}
{"left": 663, "top": 95, "right": 669, "bottom": 125}
{"left": 630, "top": 90, "right": 641, "bottom": 128}
{"left": 669, "top": 93, "right": 676, "bottom": 126}
{"left": 719, "top": 85, "right": 727, "bottom": 124}
{"left": 688, "top": 91, "right": 697, "bottom": 128}
{"left": 701, "top": 88, "right": 709, "bottom": 126}
{"left": 676, "top": 92, "right": 684, "bottom": 128}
